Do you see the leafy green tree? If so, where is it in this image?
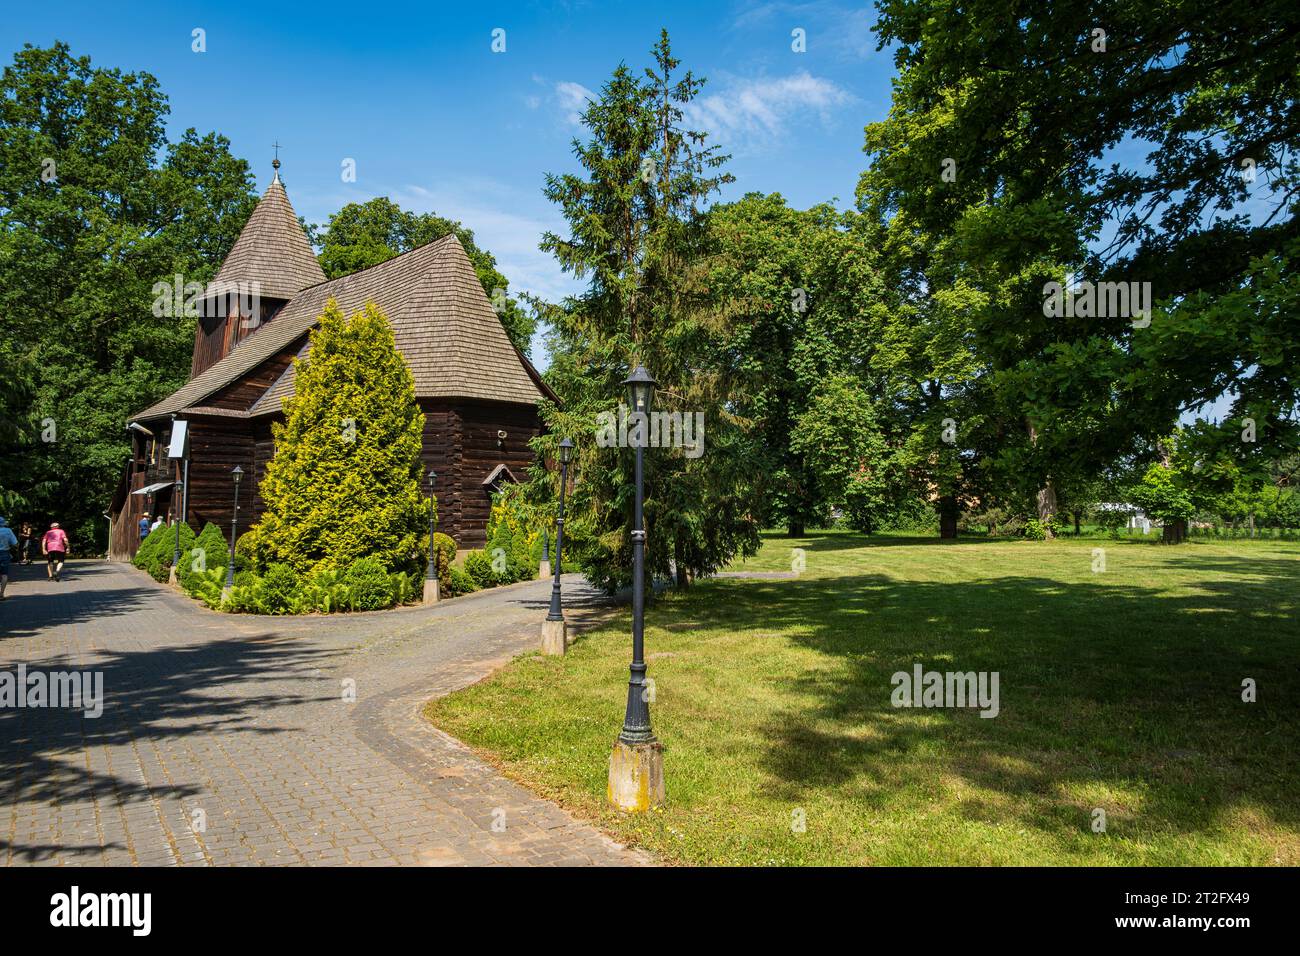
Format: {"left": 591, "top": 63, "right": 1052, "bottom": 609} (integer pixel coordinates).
{"left": 312, "top": 197, "right": 536, "bottom": 355}
{"left": 0, "top": 43, "right": 257, "bottom": 544}
{"left": 791, "top": 375, "right": 896, "bottom": 534}
{"left": 701, "top": 194, "right": 884, "bottom": 534}
{"left": 863, "top": 0, "right": 1300, "bottom": 527}
{"left": 254, "top": 300, "right": 429, "bottom": 575}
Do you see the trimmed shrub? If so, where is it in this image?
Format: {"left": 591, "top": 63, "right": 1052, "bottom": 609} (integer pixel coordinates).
{"left": 254, "top": 300, "right": 428, "bottom": 576}
{"left": 235, "top": 528, "right": 263, "bottom": 573}
{"left": 464, "top": 549, "right": 497, "bottom": 590}
{"left": 448, "top": 565, "right": 478, "bottom": 596}
{"left": 134, "top": 522, "right": 195, "bottom": 582}
{"left": 432, "top": 532, "right": 456, "bottom": 594}
{"left": 344, "top": 556, "right": 395, "bottom": 611}
{"left": 261, "top": 563, "right": 300, "bottom": 615}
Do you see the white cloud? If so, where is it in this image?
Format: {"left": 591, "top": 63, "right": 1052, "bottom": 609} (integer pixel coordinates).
{"left": 685, "top": 71, "right": 853, "bottom": 147}
{"left": 554, "top": 80, "right": 596, "bottom": 126}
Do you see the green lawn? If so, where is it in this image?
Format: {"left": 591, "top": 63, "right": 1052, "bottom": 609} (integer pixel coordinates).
{"left": 425, "top": 531, "right": 1300, "bottom": 865}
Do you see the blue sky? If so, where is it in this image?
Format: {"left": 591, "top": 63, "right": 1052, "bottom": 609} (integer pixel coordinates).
{"left": 3, "top": 0, "right": 893, "bottom": 348}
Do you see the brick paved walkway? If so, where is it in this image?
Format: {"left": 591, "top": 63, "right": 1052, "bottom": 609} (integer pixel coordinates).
{"left": 0, "top": 560, "right": 649, "bottom": 867}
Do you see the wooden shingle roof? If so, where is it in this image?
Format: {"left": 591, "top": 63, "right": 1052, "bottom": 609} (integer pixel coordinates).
{"left": 132, "top": 233, "right": 547, "bottom": 422}
{"left": 207, "top": 176, "right": 325, "bottom": 301}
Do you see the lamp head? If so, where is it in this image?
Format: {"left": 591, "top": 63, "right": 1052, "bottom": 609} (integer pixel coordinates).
{"left": 623, "top": 365, "right": 657, "bottom": 414}
{"left": 557, "top": 437, "right": 575, "bottom": 465}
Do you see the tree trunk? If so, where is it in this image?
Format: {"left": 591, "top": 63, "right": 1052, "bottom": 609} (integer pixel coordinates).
{"left": 1162, "top": 519, "right": 1187, "bottom": 544}
{"left": 939, "top": 495, "right": 959, "bottom": 539}
{"left": 1036, "top": 482, "right": 1058, "bottom": 537}
{"left": 1249, "top": 513, "right": 1256, "bottom": 538}
{"left": 1025, "top": 419, "right": 1057, "bottom": 537}
{"left": 787, "top": 521, "right": 804, "bottom": 537}
{"left": 1073, "top": 510, "right": 1081, "bottom": 535}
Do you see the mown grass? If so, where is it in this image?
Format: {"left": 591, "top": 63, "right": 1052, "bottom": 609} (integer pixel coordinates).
{"left": 424, "top": 530, "right": 1300, "bottom": 865}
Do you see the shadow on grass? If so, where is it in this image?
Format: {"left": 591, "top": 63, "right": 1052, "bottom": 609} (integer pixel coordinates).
{"left": 676, "top": 540, "right": 1300, "bottom": 847}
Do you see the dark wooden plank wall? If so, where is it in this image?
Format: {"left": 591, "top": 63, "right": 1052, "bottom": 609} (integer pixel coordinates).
{"left": 110, "top": 399, "right": 542, "bottom": 558}
{"left": 453, "top": 400, "right": 543, "bottom": 548}
{"left": 419, "top": 400, "right": 463, "bottom": 544}
{"left": 182, "top": 419, "right": 257, "bottom": 541}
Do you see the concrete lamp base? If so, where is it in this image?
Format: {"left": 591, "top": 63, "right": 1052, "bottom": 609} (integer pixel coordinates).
{"left": 168, "top": 566, "right": 178, "bottom": 586}
{"left": 607, "top": 738, "right": 666, "bottom": 812}
{"left": 423, "top": 577, "right": 440, "bottom": 605}
{"left": 540, "top": 617, "right": 567, "bottom": 655}
{"left": 538, "top": 559, "right": 552, "bottom": 581}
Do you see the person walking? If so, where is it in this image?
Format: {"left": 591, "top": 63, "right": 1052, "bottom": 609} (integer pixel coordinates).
{"left": 42, "top": 522, "right": 69, "bottom": 582}
{"left": 138, "top": 513, "right": 151, "bottom": 543}
{"left": 0, "top": 517, "right": 18, "bottom": 600}
{"left": 150, "top": 514, "right": 163, "bottom": 535}
{"left": 18, "top": 520, "right": 34, "bottom": 565}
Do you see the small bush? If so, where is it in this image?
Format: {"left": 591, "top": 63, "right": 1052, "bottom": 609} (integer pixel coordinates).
{"left": 294, "top": 568, "right": 349, "bottom": 613}
{"left": 464, "top": 550, "right": 497, "bottom": 590}
{"left": 182, "top": 566, "right": 227, "bottom": 608}
{"left": 235, "top": 528, "right": 263, "bottom": 574}
{"left": 432, "top": 532, "right": 457, "bottom": 594}
{"left": 448, "top": 565, "right": 478, "bottom": 596}
{"left": 223, "top": 579, "right": 265, "bottom": 614}
{"left": 134, "top": 522, "right": 195, "bottom": 581}
{"left": 261, "top": 563, "right": 300, "bottom": 615}
{"left": 345, "top": 556, "right": 396, "bottom": 611}
{"left": 1023, "top": 518, "right": 1048, "bottom": 541}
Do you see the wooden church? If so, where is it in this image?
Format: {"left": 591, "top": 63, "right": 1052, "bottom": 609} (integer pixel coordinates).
{"left": 107, "top": 160, "right": 552, "bottom": 560}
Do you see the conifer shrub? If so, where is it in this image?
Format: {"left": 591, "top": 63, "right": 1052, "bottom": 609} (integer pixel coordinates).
{"left": 344, "top": 556, "right": 395, "bottom": 611}
{"left": 464, "top": 550, "right": 497, "bottom": 590}
{"left": 134, "top": 522, "right": 195, "bottom": 582}
{"left": 260, "top": 563, "right": 301, "bottom": 615}
{"left": 235, "top": 529, "right": 263, "bottom": 573}
{"left": 254, "top": 299, "right": 428, "bottom": 577}
{"left": 448, "top": 565, "right": 478, "bottom": 596}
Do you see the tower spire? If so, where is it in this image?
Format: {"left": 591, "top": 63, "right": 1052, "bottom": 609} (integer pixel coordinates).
{"left": 271, "top": 141, "right": 282, "bottom": 184}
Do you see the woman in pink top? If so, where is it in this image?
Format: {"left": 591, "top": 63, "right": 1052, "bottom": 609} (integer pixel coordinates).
{"left": 42, "top": 523, "right": 70, "bottom": 582}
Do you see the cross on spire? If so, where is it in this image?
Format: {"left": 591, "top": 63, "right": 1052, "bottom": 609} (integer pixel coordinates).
{"left": 271, "top": 141, "right": 282, "bottom": 182}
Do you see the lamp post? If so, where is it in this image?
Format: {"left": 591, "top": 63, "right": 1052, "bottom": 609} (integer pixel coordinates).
{"left": 540, "top": 438, "right": 574, "bottom": 655}
{"left": 608, "top": 365, "right": 666, "bottom": 810}
{"left": 222, "top": 466, "right": 243, "bottom": 599}
{"left": 168, "top": 478, "right": 184, "bottom": 585}
{"left": 424, "top": 469, "right": 440, "bottom": 604}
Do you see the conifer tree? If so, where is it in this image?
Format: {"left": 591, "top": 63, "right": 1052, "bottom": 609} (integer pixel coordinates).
{"left": 254, "top": 299, "right": 429, "bottom": 575}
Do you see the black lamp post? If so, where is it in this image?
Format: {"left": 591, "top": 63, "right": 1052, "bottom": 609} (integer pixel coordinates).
{"left": 426, "top": 469, "right": 438, "bottom": 583}
{"left": 546, "top": 438, "right": 575, "bottom": 623}
{"left": 224, "top": 466, "right": 243, "bottom": 592}
{"left": 619, "top": 366, "right": 657, "bottom": 745}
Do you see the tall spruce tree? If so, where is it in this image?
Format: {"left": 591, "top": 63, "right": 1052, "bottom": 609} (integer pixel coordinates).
{"left": 537, "top": 30, "right": 760, "bottom": 590}
{"left": 253, "top": 300, "right": 428, "bottom": 575}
